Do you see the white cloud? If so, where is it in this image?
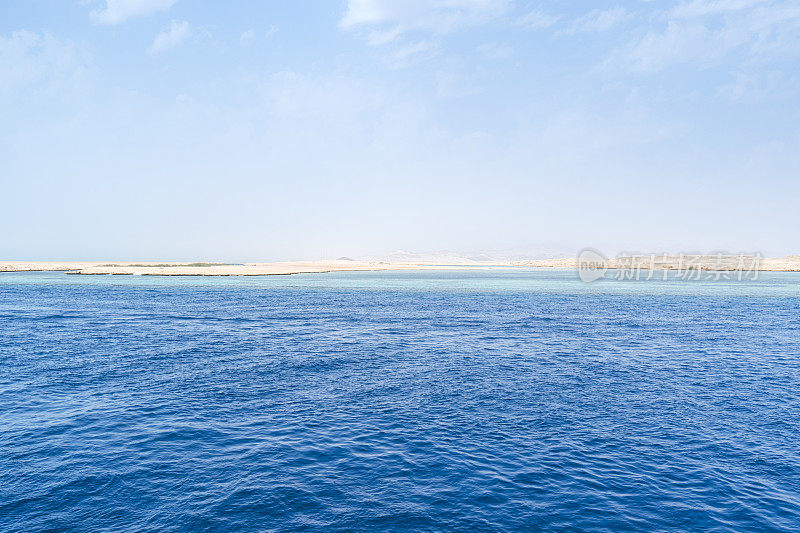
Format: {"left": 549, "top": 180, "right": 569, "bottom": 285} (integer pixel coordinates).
{"left": 240, "top": 29, "right": 255, "bottom": 45}
{"left": 340, "top": 0, "right": 510, "bottom": 42}
{"left": 150, "top": 20, "right": 190, "bottom": 53}
{"left": 90, "top": 0, "right": 176, "bottom": 25}
{"left": 716, "top": 70, "right": 798, "bottom": 102}
{"left": 615, "top": 20, "right": 715, "bottom": 71}
{"left": 518, "top": 9, "right": 560, "bottom": 30}
{"left": 609, "top": 0, "right": 800, "bottom": 72}
{"left": 0, "top": 30, "right": 88, "bottom": 95}
{"left": 565, "top": 6, "right": 628, "bottom": 34}
{"left": 387, "top": 40, "right": 439, "bottom": 67}
{"left": 340, "top": 0, "right": 507, "bottom": 67}
{"left": 669, "top": 0, "right": 769, "bottom": 18}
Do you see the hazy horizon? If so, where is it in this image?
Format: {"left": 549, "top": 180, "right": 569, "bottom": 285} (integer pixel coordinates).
{"left": 3, "top": 0, "right": 799, "bottom": 260}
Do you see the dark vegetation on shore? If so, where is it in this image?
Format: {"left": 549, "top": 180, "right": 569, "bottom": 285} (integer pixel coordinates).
{"left": 97, "top": 263, "right": 231, "bottom": 267}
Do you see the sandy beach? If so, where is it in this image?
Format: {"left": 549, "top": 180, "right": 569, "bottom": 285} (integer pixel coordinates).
{"left": 0, "top": 259, "right": 507, "bottom": 276}
{"left": 2, "top": 256, "right": 799, "bottom": 276}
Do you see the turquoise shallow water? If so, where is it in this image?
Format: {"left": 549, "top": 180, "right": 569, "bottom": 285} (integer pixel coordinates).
{"left": 2, "top": 268, "right": 799, "bottom": 297}
{"left": 1, "top": 269, "right": 799, "bottom": 531}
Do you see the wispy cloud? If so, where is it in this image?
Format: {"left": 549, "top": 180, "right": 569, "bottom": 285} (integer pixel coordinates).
{"left": 563, "top": 6, "right": 628, "bottom": 34}
{"left": 90, "top": 0, "right": 176, "bottom": 25}
{"left": 669, "top": 0, "right": 770, "bottom": 18}
{"left": 240, "top": 29, "right": 255, "bottom": 45}
{"left": 477, "top": 42, "right": 513, "bottom": 60}
{"left": 340, "top": 0, "right": 508, "bottom": 68}
{"left": 340, "top": 0, "right": 510, "bottom": 42}
{"left": 0, "top": 30, "right": 88, "bottom": 94}
{"left": 607, "top": 0, "right": 800, "bottom": 72}
{"left": 717, "top": 69, "right": 798, "bottom": 102}
{"left": 388, "top": 40, "right": 439, "bottom": 67}
{"left": 518, "top": 9, "right": 560, "bottom": 30}
{"left": 150, "top": 20, "right": 190, "bottom": 53}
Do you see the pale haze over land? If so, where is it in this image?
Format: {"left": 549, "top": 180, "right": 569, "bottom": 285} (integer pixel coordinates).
{"left": 1, "top": 0, "right": 799, "bottom": 261}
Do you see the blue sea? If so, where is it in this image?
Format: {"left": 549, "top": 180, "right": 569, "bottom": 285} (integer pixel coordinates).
{"left": 2, "top": 269, "right": 799, "bottom": 531}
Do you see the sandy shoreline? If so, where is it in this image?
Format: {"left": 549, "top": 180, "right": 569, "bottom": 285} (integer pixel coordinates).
{"left": 2, "top": 255, "right": 799, "bottom": 276}
{"left": 0, "top": 260, "right": 511, "bottom": 276}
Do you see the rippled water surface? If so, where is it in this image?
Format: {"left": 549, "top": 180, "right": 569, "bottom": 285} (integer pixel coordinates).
{"left": 2, "top": 270, "right": 800, "bottom": 531}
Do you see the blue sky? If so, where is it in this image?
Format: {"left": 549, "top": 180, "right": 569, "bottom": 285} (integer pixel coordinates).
{"left": 2, "top": 0, "right": 799, "bottom": 261}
